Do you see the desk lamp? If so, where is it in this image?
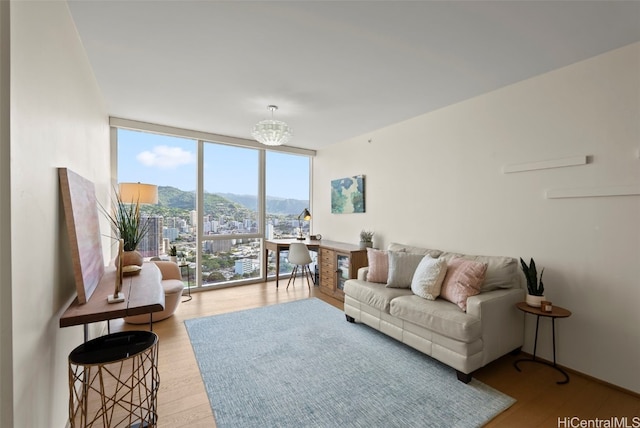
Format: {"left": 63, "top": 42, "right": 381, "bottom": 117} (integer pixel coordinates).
{"left": 297, "top": 208, "right": 311, "bottom": 240}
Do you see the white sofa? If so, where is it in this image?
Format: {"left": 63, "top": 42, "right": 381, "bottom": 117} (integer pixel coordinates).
{"left": 344, "top": 243, "right": 525, "bottom": 383}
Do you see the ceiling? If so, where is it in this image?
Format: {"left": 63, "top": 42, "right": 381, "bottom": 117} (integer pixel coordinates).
{"left": 67, "top": 1, "right": 640, "bottom": 151}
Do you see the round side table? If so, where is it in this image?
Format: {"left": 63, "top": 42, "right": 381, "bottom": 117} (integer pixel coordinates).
{"left": 68, "top": 331, "right": 160, "bottom": 427}
{"left": 514, "top": 301, "right": 572, "bottom": 384}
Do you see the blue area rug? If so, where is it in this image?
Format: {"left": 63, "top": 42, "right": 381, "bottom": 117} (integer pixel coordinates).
{"left": 185, "top": 298, "right": 515, "bottom": 428}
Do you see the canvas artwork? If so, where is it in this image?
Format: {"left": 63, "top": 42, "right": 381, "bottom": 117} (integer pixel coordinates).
{"left": 331, "top": 175, "right": 365, "bottom": 214}
{"left": 59, "top": 168, "right": 105, "bottom": 304}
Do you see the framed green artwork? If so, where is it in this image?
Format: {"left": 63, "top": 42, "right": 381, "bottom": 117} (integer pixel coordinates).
{"left": 331, "top": 175, "right": 365, "bottom": 214}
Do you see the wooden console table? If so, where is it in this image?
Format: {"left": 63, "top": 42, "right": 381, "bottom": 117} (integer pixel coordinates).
{"left": 60, "top": 262, "right": 165, "bottom": 340}
{"left": 264, "top": 239, "right": 367, "bottom": 301}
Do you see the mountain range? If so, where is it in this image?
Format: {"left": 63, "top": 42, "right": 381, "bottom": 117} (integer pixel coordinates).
{"left": 156, "top": 186, "right": 308, "bottom": 216}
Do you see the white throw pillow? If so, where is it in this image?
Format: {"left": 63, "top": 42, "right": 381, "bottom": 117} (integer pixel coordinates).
{"left": 386, "top": 251, "right": 425, "bottom": 288}
{"left": 410, "top": 256, "right": 448, "bottom": 300}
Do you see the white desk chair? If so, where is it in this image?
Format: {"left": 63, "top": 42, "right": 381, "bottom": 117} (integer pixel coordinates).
{"left": 286, "top": 242, "right": 313, "bottom": 290}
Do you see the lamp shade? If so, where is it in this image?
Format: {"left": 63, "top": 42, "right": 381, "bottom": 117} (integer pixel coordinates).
{"left": 299, "top": 208, "right": 311, "bottom": 221}
{"left": 118, "top": 182, "right": 158, "bottom": 205}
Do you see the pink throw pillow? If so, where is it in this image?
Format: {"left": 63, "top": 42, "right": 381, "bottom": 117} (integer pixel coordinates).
{"left": 366, "top": 248, "right": 388, "bottom": 283}
{"left": 440, "top": 258, "right": 488, "bottom": 311}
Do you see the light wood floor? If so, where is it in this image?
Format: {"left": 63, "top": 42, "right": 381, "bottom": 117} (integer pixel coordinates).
{"left": 110, "top": 281, "right": 640, "bottom": 427}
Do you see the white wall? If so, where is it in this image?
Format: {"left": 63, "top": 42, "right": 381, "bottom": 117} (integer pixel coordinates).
{"left": 9, "top": 2, "right": 109, "bottom": 426}
{"left": 313, "top": 42, "right": 640, "bottom": 393}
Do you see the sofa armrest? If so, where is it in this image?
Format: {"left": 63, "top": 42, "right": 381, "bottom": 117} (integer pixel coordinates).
{"left": 466, "top": 288, "right": 525, "bottom": 366}
{"left": 357, "top": 267, "right": 369, "bottom": 281}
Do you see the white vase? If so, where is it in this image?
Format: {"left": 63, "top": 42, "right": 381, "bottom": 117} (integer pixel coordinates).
{"left": 359, "top": 241, "right": 373, "bottom": 249}
{"left": 526, "top": 294, "right": 545, "bottom": 307}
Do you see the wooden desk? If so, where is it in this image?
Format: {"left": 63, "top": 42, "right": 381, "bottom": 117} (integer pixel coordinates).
{"left": 265, "top": 239, "right": 321, "bottom": 287}
{"left": 265, "top": 239, "right": 367, "bottom": 301}
{"left": 60, "top": 262, "right": 165, "bottom": 334}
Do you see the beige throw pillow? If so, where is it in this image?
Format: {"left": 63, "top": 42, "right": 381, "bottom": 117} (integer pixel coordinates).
{"left": 410, "top": 256, "right": 448, "bottom": 300}
{"left": 386, "top": 251, "right": 425, "bottom": 288}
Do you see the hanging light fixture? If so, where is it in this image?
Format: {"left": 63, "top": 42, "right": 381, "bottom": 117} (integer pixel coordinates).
{"left": 252, "top": 105, "right": 293, "bottom": 146}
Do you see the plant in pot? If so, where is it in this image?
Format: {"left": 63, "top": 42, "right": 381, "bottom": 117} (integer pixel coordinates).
{"left": 520, "top": 257, "right": 545, "bottom": 307}
{"left": 359, "top": 230, "right": 374, "bottom": 249}
{"left": 104, "top": 191, "right": 151, "bottom": 268}
{"left": 169, "top": 245, "right": 178, "bottom": 263}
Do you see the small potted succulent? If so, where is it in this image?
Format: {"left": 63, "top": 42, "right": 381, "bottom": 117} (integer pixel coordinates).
{"left": 359, "top": 230, "right": 374, "bottom": 249}
{"left": 520, "top": 257, "right": 545, "bottom": 307}
{"left": 169, "top": 245, "right": 178, "bottom": 263}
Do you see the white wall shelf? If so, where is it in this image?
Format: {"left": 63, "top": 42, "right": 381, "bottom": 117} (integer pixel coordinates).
{"left": 546, "top": 185, "right": 640, "bottom": 199}
{"left": 503, "top": 155, "right": 588, "bottom": 174}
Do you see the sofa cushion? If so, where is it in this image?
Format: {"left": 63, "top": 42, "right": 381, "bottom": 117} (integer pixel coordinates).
{"left": 387, "top": 242, "right": 443, "bottom": 258}
{"left": 366, "top": 248, "right": 388, "bottom": 283}
{"left": 410, "top": 256, "right": 447, "bottom": 300}
{"left": 440, "top": 252, "right": 518, "bottom": 292}
{"left": 440, "top": 258, "right": 488, "bottom": 311}
{"left": 390, "top": 295, "right": 482, "bottom": 343}
{"left": 344, "top": 280, "right": 412, "bottom": 313}
{"left": 386, "top": 251, "right": 425, "bottom": 288}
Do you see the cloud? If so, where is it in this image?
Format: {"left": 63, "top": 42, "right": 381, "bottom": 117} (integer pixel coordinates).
{"left": 137, "top": 145, "right": 195, "bottom": 169}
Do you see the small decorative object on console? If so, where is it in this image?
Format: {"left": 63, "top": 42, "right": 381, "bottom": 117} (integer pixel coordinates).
{"left": 541, "top": 300, "right": 553, "bottom": 312}
{"left": 359, "top": 230, "right": 374, "bottom": 249}
{"left": 108, "top": 239, "right": 126, "bottom": 304}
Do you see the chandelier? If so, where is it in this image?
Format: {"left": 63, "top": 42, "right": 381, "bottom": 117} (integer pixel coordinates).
{"left": 252, "top": 105, "right": 293, "bottom": 146}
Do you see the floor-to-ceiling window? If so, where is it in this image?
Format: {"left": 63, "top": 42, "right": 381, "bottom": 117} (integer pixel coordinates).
{"left": 265, "top": 151, "right": 313, "bottom": 278}
{"left": 117, "top": 128, "right": 198, "bottom": 289}
{"left": 114, "top": 121, "right": 312, "bottom": 290}
{"left": 201, "top": 142, "right": 262, "bottom": 286}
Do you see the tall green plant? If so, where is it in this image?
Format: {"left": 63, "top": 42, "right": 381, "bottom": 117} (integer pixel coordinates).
{"left": 519, "top": 257, "right": 545, "bottom": 296}
{"left": 104, "top": 191, "right": 151, "bottom": 251}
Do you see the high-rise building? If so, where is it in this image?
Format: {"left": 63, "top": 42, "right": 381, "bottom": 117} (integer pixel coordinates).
{"left": 234, "top": 259, "right": 253, "bottom": 275}
{"left": 203, "top": 239, "right": 232, "bottom": 254}
{"left": 163, "top": 227, "right": 179, "bottom": 242}
{"left": 138, "top": 215, "right": 163, "bottom": 257}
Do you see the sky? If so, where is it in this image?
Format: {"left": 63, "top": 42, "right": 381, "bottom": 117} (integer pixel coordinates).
{"left": 117, "top": 129, "right": 310, "bottom": 200}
